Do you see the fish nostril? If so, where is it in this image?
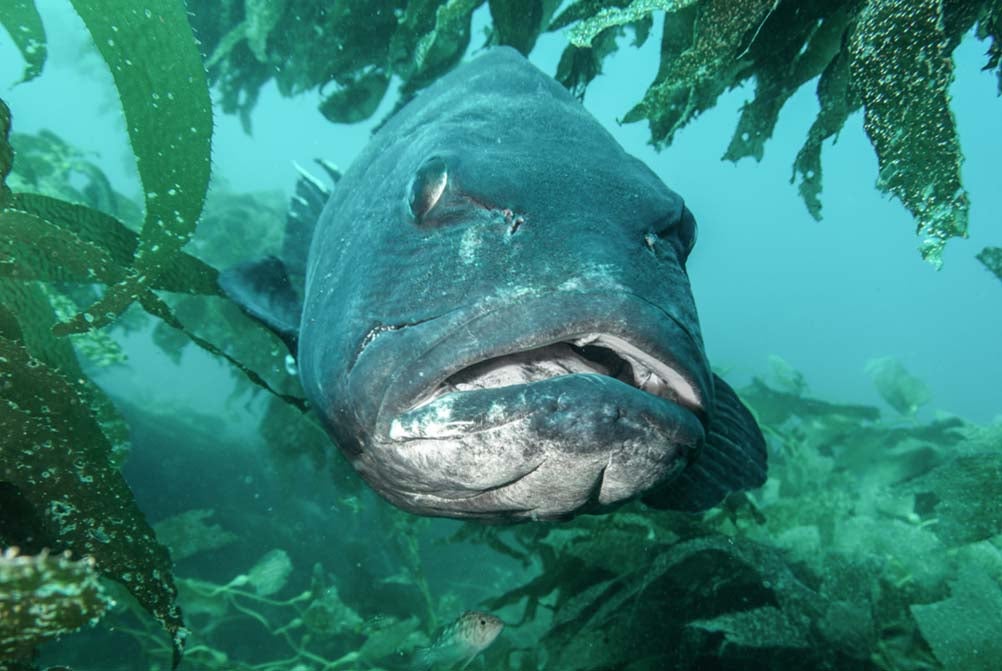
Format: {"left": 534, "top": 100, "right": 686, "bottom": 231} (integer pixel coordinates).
{"left": 643, "top": 232, "right": 658, "bottom": 253}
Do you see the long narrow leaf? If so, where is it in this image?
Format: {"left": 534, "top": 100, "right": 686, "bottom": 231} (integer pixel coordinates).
{"left": 56, "top": 0, "right": 213, "bottom": 334}
{"left": 0, "top": 0, "right": 47, "bottom": 83}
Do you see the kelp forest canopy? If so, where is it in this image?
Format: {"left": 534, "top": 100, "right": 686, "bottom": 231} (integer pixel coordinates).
{"left": 182, "top": 0, "right": 1002, "bottom": 270}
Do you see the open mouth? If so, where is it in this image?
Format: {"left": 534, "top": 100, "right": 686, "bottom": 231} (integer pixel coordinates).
{"left": 408, "top": 334, "right": 703, "bottom": 413}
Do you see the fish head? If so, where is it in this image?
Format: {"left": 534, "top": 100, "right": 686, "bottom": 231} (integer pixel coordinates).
{"left": 454, "top": 611, "right": 504, "bottom": 652}
{"left": 300, "top": 48, "right": 716, "bottom": 520}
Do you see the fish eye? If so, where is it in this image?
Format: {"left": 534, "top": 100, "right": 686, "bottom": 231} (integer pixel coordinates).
{"left": 408, "top": 156, "right": 448, "bottom": 220}
{"left": 480, "top": 619, "right": 486, "bottom": 626}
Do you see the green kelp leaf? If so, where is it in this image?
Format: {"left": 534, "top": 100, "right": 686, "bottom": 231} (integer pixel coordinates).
{"left": 0, "top": 280, "right": 87, "bottom": 377}
{"left": 740, "top": 377, "right": 880, "bottom": 426}
{"left": 978, "top": 3, "right": 1002, "bottom": 93}
{"left": 624, "top": 0, "right": 778, "bottom": 147}
{"left": 153, "top": 509, "right": 239, "bottom": 562}
{"left": 0, "top": 1, "right": 47, "bottom": 83}
{"left": 0, "top": 209, "right": 127, "bottom": 285}
{"left": 488, "top": 0, "right": 548, "bottom": 54}
{"left": 549, "top": 0, "right": 628, "bottom": 31}
{"left": 10, "top": 193, "right": 135, "bottom": 267}
{"left": 5, "top": 193, "right": 220, "bottom": 295}
{"left": 139, "top": 290, "right": 308, "bottom": 410}
{"left": 766, "top": 354, "right": 807, "bottom": 396}
{"left": 9, "top": 130, "right": 141, "bottom": 223}
{"left": 976, "top": 246, "right": 1002, "bottom": 284}
{"left": 911, "top": 567, "right": 1002, "bottom": 671}
{"left": 0, "top": 335, "right": 186, "bottom": 660}
{"left": 1, "top": 98, "right": 12, "bottom": 206}
{"left": 723, "top": 1, "right": 854, "bottom": 163}
{"left": 848, "top": 0, "right": 968, "bottom": 267}
{"left": 688, "top": 606, "right": 810, "bottom": 649}
{"left": 0, "top": 548, "right": 112, "bottom": 659}
{"left": 319, "top": 69, "right": 392, "bottom": 124}
{"left": 550, "top": 0, "right": 656, "bottom": 98}
{"left": 554, "top": 24, "right": 622, "bottom": 99}
{"left": 45, "top": 290, "right": 128, "bottom": 369}
{"left": 567, "top": 0, "right": 697, "bottom": 48}
{"left": 57, "top": 0, "right": 212, "bottom": 334}
{"left": 406, "top": 0, "right": 482, "bottom": 93}
{"left": 792, "top": 47, "right": 860, "bottom": 220}
{"left": 864, "top": 357, "right": 932, "bottom": 416}
{"left": 246, "top": 548, "right": 293, "bottom": 596}
{"left": 898, "top": 453, "right": 1002, "bottom": 546}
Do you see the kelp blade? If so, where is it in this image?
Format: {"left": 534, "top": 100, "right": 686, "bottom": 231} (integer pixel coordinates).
{"left": 0, "top": 322, "right": 187, "bottom": 663}
{"left": 57, "top": 0, "right": 213, "bottom": 334}
{"left": 0, "top": 0, "right": 48, "bottom": 83}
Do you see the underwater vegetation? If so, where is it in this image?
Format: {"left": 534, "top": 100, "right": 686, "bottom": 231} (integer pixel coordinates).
{"left": 0, "top": 1, "right": 1000, "bottom": 670}
{"left": 8, "top": 357, "right": 1002, "bottom": 671}
{"left": 179, "top": 0, "right": 1002, "bottom": 267}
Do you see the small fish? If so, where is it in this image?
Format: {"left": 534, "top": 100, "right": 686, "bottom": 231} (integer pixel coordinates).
{"left": 411, "top": 611, "right": 504, "bottom": 671}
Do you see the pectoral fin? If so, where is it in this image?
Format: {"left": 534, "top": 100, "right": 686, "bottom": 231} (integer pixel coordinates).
{"left": 643, "top": 374, "right": 767, "bottom": 512}
{"left": 219, "top": 255, "right": 301, "bottom": 355}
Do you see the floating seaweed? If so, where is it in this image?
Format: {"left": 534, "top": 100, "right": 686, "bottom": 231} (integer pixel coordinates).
{"left": 865, "top": 356, "right": 933, "bottom": 417}
{"left": 171, "top": 0, "right": 1002, "bottom": 264}
{"left": 0, "top": 548, "right": 112, "bottom": 663}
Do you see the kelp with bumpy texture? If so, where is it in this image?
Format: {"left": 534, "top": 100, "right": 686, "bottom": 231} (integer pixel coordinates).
{"left": 183, "top": 0, "right": 999, "bottom": 265}
{"left": 0, "top": 100, "right": 11, "bottom": 206}
{"left": 0, "top": 99, "right": 192, "bottom": 663}
{"left": 153, "top": 510, "right": 239, "bottom": 562}
{"left": 565, "top": 0, "right": 995, "bottom": 266}
{"left": 0, "top": 1, "right": 47, "bottom": 83}
{"left": 550, "top": 0, "right": 653, "bottom": 99}
{"left": 0, "top": 297, "right": 186, "bottom": 661}
{"left": 0, "top": 548, "right": 112, "bottom": 660}
{"left": 977, "top": 246, "right": 1002, "bottom": 283}
{"left": 849, "top": 0, "right": 968, "bottom": 266}
{"left": 911, "top": 567, "right": 1002, "bottom": 671}
{"left": 9, "top": 130, "right": 142, "bottom": 225}
{"left": 566, "top": 0, "right": 696, "bottom": 49}
{"left": 54, "top": 0, "right": 213, "bottom": 334}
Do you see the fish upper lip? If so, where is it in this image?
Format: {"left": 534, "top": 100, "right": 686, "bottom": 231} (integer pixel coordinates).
{"left": 369, "top": 291, "right": 708, "bottom": 428}
{"left": 405, "top": 335, "right": 702, "bottom": 414}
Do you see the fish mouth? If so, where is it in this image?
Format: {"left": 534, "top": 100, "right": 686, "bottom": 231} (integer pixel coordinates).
{"left": 346, "top": 290, "right": 713, "bottom": 445}
{"left": 406, "top": 333, "right": 703, "bottom": 415}
{"left": 345, "top": 292, "right": 712, "bottom": 519}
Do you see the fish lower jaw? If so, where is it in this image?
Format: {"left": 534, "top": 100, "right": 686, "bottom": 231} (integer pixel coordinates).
{"left": 407, "top": 334, "right": 702, "bottom": 413}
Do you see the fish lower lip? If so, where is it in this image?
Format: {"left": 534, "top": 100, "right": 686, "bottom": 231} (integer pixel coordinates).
{"left": 405, "top": 334, "right": 702, "bottom": 414}
{"left": 388, "top": 372, "right": 705, "bottom": 445}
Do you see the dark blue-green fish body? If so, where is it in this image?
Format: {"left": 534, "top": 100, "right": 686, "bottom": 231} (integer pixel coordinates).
{"left": 222, "top": 47, "right": 766, "bottom": 521}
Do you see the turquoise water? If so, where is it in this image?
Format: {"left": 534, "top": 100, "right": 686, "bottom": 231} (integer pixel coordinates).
{"left": 2, "top": 3, "right": 1001, "bottom": 671}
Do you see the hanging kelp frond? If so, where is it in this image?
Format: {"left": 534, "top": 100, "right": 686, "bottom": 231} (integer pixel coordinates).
{"left": 186, "top": 0, "right": 998, "bottom": 266}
